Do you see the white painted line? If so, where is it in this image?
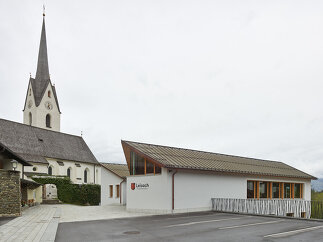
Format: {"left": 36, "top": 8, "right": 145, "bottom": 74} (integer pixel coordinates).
{"left": 165, "top": 217, "right": 249, "bottom": 228}
{"left": 264, "top": 225, "right": 323, "bottom": 238}
{"left": 152, "top": 213, "right": 226, "bottom": 222}
{"left": 218, "top": 220, "right": 282, "bottom": 230}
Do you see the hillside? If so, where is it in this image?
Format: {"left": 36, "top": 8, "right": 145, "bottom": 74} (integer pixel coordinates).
{"left": 311, "top": 178, "right": 323, "bottom": 192}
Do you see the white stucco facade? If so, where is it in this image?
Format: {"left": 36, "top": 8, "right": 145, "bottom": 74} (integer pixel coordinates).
{"left": 14, "top": 159, "right": 101, "bottom": 185}
{"left": 23, "top": 82, "right": 61, "bottom": 132}
{"left": 126, "top": 168, "right": 312, "bottom": 214}
{"left": 101, "top": 167, "right": 126, "bottom": 205}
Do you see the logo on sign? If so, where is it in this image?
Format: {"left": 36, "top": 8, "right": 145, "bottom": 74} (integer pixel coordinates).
{"left": 131, "top": 183, "right": 135, "bottom": 190}
{"left": 130, "top": 183, "right": 149, "bottom": 190}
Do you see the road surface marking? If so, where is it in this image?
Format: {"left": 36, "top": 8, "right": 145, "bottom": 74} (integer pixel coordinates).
{"left": 152, "top": 213, "right": 229, "bottom": 222}
{"left": 165, "top": 217, "right": 249, "bottom": 228}
{"left": 218, "top": 220, "right": 282, "bottom": 230}
{"left": 264, "top": 225, "right": 323, "bottom": 238}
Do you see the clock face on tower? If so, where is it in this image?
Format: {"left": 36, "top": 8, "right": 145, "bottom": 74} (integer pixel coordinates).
{"left": 28, "top": 100, "right": 33, "bottom": 109}
{"left": 45, "top": 101, "right": 53, "bottom": 110}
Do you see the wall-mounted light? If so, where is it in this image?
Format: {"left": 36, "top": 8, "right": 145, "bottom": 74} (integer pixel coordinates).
{"left": 11, "top": 160, "right": 18, "bottom": 171}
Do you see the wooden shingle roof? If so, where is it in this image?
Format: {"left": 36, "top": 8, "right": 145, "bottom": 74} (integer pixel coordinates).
{"left": 122, "top": 140, "right": 315, "bottom": 180}
{"left": 101, "top": 163, "right": 129, "bottom": 178}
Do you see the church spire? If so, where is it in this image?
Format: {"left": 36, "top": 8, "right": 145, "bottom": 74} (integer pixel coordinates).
{"left": 35, "top": 13, "right": 50, "bottom": 81}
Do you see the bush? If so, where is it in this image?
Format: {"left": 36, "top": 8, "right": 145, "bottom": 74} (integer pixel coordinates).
{"left": 32, "top": 176, "right": 100, "bottom": 205}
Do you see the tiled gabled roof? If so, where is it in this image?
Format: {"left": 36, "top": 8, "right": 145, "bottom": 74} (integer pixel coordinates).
{"left": 101, "top": 163, "right": 129, "bottom": 178}
{"left": 0, "top": 118, "right": 99, "bottom": 165}
{"left": 122, "top": 140, "right": 315, "bottom": 180}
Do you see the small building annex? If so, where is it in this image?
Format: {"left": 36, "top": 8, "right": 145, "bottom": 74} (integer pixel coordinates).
{"left": 101, "top": 163, "right": 129, "bottom": 205}
{"left": 122, "top": 140, "right": 316, "bottom": 216}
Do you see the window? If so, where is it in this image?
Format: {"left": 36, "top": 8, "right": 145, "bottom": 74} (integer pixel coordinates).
{"left": 284, "top": 183, "right": 291, "bottom": 198}
{"left": 48, "top": 90, "right": 51, "bottom": 98}
{"left": 109, "top": 185, "right": 113, "bottom": 198}
{"left": 29, "top": 89, "right": 31, "bottom": 96}
{"left": 146, "top": 160, "right": 154, "bottom": 174}
{"left": 272, "top": 182, "right": 280, "bottom": 198}
{"left": 46, "top": 114, "right": 51, "bottom": 128}
{"left": 84, "top": 169, "right": 88, "bottom": 183}
{"left": 32, "top": 167, "right": 37, "bottom": 172}
{"left": 130, "top": 151, "right": 162, "bottom": 175}
{"left": 294, "top": 183, "right": 301, "bottom": 198}
{"left": 67, "top": 168, "right": 71, "bottom": 178}
{"left": 116, "top": 185, "right": 120, "bottom": 198}
{"left": 247, "top": 181, "right": 255, "bottom": 198}
{"left": 259, "top": 182, "right": 269, "bottom": 198}
{"left": 29, "top": 112, "right": 32, "bottom": 125}
{"left": 155, "top": 165, "right": 161, "bottom": 174}
{"left": 48, "top": 166, "right": 52, "bottom": 175}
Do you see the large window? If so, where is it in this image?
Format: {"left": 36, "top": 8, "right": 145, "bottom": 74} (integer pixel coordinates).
{"left": 259, "top": 182, "right": 268, "bottom": 198}
{"left": 247, "top": 181, "right": 255, "bottom": 199}
{"left": 247, "top": 180, "right": 303, "bottom": 200}
{"left": 130, "top": 151, "right": 162, "bottom": 175}
{"left": 272, "top": 182, "right": 280, "bottom": 198}
{"left": 294, "top": 183, "right": 301, "bottom": 198}
{"left": 284, "top": 183, "right": 291, "bottom": 199}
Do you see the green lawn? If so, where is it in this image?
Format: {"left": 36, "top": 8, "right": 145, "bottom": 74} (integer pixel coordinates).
{"left": 312, "top": 191, "right": 323, "bottom": 201}
{"left": 311, "top": 191, "right": 323, "bottom": 219}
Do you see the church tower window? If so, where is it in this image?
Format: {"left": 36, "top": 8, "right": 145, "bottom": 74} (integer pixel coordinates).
{"left": 46, "top": 114, "right": 51, "bottom": 128}
{"left": 48, "top": 90, "right": 51, "bottom": 98}
{"left": 29, "top": 112, "right": 32, "bottom": 125}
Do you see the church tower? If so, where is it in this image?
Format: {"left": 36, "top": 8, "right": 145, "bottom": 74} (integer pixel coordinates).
{"left": 23, "top": 12, "right": 61, "bottom": 132}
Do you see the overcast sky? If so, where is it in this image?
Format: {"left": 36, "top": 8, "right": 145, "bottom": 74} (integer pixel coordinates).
{"left": 0, "top": 0, "right": 323, "bottom": 177}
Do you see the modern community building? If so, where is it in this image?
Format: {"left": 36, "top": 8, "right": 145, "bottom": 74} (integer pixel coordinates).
{"left": 121, "top": 140, "right": 315, "bottom": 217}
{"left": 0, "top": 13, "right": 100, "bottom": 216}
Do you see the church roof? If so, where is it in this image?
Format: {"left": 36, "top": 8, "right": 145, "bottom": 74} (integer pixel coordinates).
{"left": 0, "top": 118, "right": 99, "bottom": 165}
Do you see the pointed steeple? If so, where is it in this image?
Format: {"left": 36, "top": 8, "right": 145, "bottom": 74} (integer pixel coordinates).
{"left": 35, "top": 14, "right": 50, "bottom": 81}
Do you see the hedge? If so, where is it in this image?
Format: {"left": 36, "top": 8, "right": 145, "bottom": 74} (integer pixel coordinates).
{"left": 32, "top": 176, "right": 100, "bottom": 205}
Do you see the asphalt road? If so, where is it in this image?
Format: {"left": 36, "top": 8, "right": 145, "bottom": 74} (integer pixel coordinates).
{"left": 55, "top": 212, "right": 323, "bottom": 242}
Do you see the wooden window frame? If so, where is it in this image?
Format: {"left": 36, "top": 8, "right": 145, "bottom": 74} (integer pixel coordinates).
{"left": 109, "top": 185, "right": 113, "bottom": 198}
{"left": 116, "top": 185, "right": 120, "bottom": 198}
{"left": 247, "top": 180, "right": 304, "bottom": 200}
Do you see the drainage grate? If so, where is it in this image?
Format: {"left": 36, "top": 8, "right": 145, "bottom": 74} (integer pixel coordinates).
{"left": 123, "top": 231, "right": 140, "bottom": 235}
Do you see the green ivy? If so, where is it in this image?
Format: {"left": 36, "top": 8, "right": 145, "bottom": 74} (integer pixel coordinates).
{"left": 32, "top": 176, "right": 100, "bottom": 206}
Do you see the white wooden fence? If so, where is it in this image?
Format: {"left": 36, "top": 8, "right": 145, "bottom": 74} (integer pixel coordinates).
{"left": 211, "top": 198, "right": 311, "bottom": 219}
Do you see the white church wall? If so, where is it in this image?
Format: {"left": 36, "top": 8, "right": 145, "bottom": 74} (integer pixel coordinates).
{"left": 46, "top": 158, "right": 100, "bottom": 184}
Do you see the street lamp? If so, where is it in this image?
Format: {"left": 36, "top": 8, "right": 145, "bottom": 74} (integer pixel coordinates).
{"left": 11, "top": 160, "right": 18, "bottom": 171}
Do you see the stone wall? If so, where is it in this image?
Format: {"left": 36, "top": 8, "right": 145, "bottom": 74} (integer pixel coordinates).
{"left": 0, "top": 170, "right": 21, "bottom": 217}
